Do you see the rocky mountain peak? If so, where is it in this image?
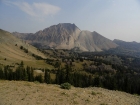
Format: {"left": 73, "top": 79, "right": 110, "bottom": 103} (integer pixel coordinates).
{"left": 42, "top": 23, "right": 80, "bottom": 33}
{"left": 12, "top": 23, "right": 118, "bottom": 51}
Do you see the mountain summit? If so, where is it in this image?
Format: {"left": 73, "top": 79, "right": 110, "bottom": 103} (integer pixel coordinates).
{"left": 13, "top": 23, "right": 118, "bottom": 51}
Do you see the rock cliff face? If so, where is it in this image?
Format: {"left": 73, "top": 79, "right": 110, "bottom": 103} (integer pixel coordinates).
{"left": 13, "top": 23, "right": 118, "bottom": 51}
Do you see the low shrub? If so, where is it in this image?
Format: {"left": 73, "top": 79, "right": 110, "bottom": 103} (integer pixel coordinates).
{"left": 60, "top": 82, "right": 71, "bottom": 90}
{"left": 91, "top": 91, "right": 96, "bottom": 95}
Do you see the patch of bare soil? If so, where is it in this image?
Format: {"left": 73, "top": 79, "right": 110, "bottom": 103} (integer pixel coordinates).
{"left": 0, "top": 80, "right": 139, "bottom": 105}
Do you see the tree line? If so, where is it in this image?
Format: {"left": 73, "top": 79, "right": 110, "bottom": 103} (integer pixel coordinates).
{"left": 0, "top": 61, "right": 140, "bottom": 95}
{"left": 0, "top": 61, "right": 51, "bottom": 84}
{"left": 55, "top": 64, "right": 140, "bottom": 95}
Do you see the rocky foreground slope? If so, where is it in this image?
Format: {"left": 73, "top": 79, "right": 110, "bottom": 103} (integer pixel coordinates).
{"left": 0, "top": 80, "right": 139, "bottom": 105}
{"left": 13, "top": 23, "right": 118, "bottom": 51}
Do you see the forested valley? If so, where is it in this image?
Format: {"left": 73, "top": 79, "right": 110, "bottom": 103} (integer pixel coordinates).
{"left": 0, "top": 50, "right": 140, "bottom": 95}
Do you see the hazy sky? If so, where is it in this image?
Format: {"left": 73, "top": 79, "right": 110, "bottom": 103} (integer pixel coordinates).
{"left": 0, "top": 0, "right": 140, "bottom": 42}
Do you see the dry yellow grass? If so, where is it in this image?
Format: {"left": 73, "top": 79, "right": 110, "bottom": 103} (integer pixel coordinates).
{"left": 0, "top": 80, "right": 139, "bottom": 105}
{"left": 0, "top": 29, "right": 55, "bottom": 68}
{"left": 24, "top": 60, "right": 54, "bottom": 69}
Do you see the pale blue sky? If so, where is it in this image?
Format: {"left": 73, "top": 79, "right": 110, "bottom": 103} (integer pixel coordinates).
{"left": 0, "top": 0, "right": 140, "bottom": 42}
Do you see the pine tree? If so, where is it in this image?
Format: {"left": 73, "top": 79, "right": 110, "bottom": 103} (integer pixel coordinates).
{"left": 65, "top": 64, "right": 72, "bottom": 83}
{"left": 20, "top": 61, "right": 24, "bottom": 67}
{"left": 26, "top": 66, "right": 30, "bottom": 81}
{"left": 56, "top": 68, "right": 66, "bottom": 84}
{"left": 30, "top": 68, "right": 34, "bottom": 81}
{"left": 0, "top": 68, "right": 4, "bottom": 79}
{"left": 7, "top": 69, "right": 11, "bottom": 80}
{"left": 23, "top": 69, "right": 28, "bottom": 81}
{"left": 44, "top": 69, "right": 51, "bottom": 84}
{"left": 4, "top": 66, "right": 8, "bottom": 80}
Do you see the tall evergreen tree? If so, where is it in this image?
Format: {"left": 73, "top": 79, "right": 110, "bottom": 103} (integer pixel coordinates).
{"left": 23, "top": 68, "right": 28, "bottom": 81}
{"left": 4, "top": 66, "right": 8, "bottom": 80}
{"left": 44, "top": 69, "right": 51, "bottom": 84}
{"left": 0, "top": 68, "right": 4, "bottom": 79}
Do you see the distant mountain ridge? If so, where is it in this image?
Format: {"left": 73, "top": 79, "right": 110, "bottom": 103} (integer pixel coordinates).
{"left": 13, "top": 23, "right": 118, "bottom": 51}
{"left": 113, "top": 39, "right": 140, "bottom": 51}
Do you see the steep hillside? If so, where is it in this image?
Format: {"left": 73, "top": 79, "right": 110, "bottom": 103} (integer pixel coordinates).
{"left": 0, "top": 29, "right": 52, "bottom": 68}
{"left": 12, "top": 23, "right": 118, "bottom": 51}
{"left": 0, "top": 80, "right": 139, "bottom": 105}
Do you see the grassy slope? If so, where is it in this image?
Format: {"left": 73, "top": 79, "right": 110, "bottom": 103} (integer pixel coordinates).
{"left": 0, "top": 80, "right": 139, "bottom": 105}
{"left": 0, "top": 29, "right": 53, "bottom": 69}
